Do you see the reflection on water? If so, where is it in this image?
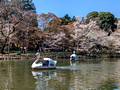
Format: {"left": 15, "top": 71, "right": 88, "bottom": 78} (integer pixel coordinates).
{"left": 0, "top": 58, "right": 120, "bottom": 90}
{"left": 70, "top": 61, "right": 77, "bottom": 66}
{"left": 0, "top": 60, "right": 36, "bottom": 90}
{"left": 32, "top": 70, "right": 57, "bottom": 90}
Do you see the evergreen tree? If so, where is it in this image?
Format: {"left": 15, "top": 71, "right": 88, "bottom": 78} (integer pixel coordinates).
{"left": 86, "top": 11, "right": 117, "bottom": 32}
{"left": 22, "top": 0, "right": 36, "bottom": 12}
{"left": 87, "top": 11, "right": 98, "bottom": 19}
{"left": 60, "top": 14, "right": 76, "bottom": 25}
{"left": 98, "top": 12, "right": 117, "bottom": 32}
{"left": 72, "top": 16, "right": 76, "bottom": 22}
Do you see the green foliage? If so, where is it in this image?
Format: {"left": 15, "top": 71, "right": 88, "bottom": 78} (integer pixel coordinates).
{"left": 60, "top": 17, "right": 69, "bottom": 25}
{"left": 86, "top": 11, "right": 98, "bottom": 24}
{"left": 87, "top": 11, "right": 98, "bottom": 19}
{"left": 60, "top": 14, "right": 71, "bottom": 25}
{"left": 86, "top": 11, "right": 117, "bottom": 32}
{"left": 60, "top": 14, "right": 76, "bottom": 25}
{"left": 98, "top": 12, "right": 117, "bottom": 31}
{"left": 64, "top": 14, "right": 71, "bottom": 21}
{"left": 72, "top": 16, "right": 76, "bottom": 22}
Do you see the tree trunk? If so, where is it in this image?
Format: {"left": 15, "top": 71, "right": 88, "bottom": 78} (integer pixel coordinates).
{"left": 0, "top": 38, "right": 8, "bottom": 54}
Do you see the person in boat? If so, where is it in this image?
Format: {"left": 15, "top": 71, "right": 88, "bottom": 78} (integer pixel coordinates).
{"left": 71, "top": 56, "right": 75, "bottom": 60}
{"left": 43, "top": 61, "right": 49, "bottom": 66}
{"left": 46, "top": 61, "right": 49, "bottom": 66}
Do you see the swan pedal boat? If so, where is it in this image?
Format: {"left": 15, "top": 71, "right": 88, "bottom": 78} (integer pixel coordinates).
{"left": 31, "top": 53, "right": 57, "bottom": 71}
{"left": 70, "top": 53, "right": 78, "bottom": 61}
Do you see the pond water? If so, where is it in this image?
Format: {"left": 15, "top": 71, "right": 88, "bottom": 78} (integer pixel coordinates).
{"left": 0, "top": 58, "right": 120, "bottom": 90}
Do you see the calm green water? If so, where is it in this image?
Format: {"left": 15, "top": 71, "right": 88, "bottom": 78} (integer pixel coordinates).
{"left": 0, "top": 58, "right": 120, "bottom": 90}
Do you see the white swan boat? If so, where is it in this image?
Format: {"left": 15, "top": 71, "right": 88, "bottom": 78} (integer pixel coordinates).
{"left": 31, "top": 53, "right": 57, "bottom": 70}
{"left": 70, "top": 51, "right": 78, "bottom": 60}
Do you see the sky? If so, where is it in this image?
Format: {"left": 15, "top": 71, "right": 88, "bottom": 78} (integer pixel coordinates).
{"left": 33, "top": 0, "right": 120, "bottom": 18}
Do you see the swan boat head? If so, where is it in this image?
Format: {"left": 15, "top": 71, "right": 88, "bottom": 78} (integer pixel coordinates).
{"left": 31, "top": 53, "right": 41, "bottom": 68}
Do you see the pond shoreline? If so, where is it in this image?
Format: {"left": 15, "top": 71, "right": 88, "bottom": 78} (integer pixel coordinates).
{"left": 0, "top": 53, "right": 35, "bottom": 60}
{"left": 0, "top": 52, "right": 120, "bottom": 60}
